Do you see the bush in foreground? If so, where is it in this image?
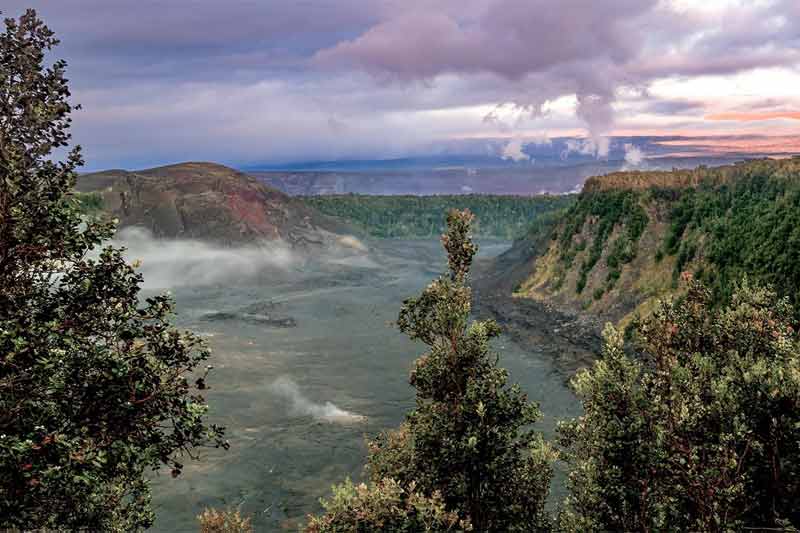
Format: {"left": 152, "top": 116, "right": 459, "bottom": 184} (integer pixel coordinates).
{"left": 559, "top": 280, "right": 800, "bottom": 531}
{"left": 197, "top": 507, "right": 254, "bottom": 533}
{"left": 306, "top": 478, "right": 468, "bottom": 532}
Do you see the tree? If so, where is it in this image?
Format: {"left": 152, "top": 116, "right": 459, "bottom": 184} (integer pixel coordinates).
{"left": 308, "top": 210, "right": 554, "bottom": 532}
{"left": 0, "top": 9, "right": 226, "bottom": 530}
{"left": 559, "top": 280, "right": 800, "bottom": 532}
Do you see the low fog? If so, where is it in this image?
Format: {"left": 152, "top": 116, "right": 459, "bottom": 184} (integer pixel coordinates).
{"left": 108, "top": 227, "right": 375, "bottom": 290}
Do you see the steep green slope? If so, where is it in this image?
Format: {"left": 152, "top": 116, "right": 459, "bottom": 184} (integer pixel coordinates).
{"left": 302, "top": 194, "right": 574, "bottom": 239}
{"left": 508, "top": 158, "right": 800, "bottom": 322}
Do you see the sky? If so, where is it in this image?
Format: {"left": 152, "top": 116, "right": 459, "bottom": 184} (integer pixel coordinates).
{"left": 4, "top": 0, "right": 800, "bottom": 169}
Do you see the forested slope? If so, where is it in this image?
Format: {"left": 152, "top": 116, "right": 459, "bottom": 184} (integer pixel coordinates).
{"left": 505, "top": 158, "right": 800, "bottom": 322}
{"left": 302, "top": 194, "right": 574, "bottom": 239}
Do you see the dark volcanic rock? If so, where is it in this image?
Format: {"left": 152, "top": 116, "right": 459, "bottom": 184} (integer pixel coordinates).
{"left": 201, "top": 309, "right": 297, "bottom": 328}
{"left": 76, "top": 162, "right": 353, "bottom": 247}
{"left": 472, "top": 238, "right": 603, "bottom": 380}
{"left": 472, "top": 286, "right": 601, "bottom": 380}
{"left": 201, "top": 300, "right": 297, "bottom": 328}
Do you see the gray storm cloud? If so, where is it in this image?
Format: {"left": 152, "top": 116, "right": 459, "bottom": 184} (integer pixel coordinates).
{"left": 313, "top": 0, "right": 657, "bottom": 153}
{"left": 5, "top": 0, "right": 800, "bottom": 166}
{"left": 313, "top": 0, "right": 800, "bottom": 157}
{"left": 315, "top": 0, "right": 654, "bottom": 80}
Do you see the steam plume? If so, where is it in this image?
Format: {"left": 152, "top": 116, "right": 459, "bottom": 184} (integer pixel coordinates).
{"left": 269, "top": 376, "right": 366, "bottom": 424}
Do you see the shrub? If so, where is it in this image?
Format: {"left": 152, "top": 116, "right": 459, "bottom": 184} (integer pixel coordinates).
{"left": 197, "top": 507, "right": 254, "bottom": 533}
{"left": 305, "top": 478, "right": 469, "bottom": 533}
{"left": 559, "top": 280, "right": 800, "bottom": 531}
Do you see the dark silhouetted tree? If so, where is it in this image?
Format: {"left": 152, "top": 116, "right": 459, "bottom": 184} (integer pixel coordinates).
{"left": 0, "top": 9, "right": 226, "bottom": 531}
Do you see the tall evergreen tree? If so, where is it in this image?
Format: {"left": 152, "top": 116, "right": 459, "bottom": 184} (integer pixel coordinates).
{"left": 0, "top": 10, "right": 225, "bottom": 530}
{"left": 559, "top": 280, "right": 800, "bottom": 531}
{"left": 308, "top": 210, "right": 553, "bottom": 532}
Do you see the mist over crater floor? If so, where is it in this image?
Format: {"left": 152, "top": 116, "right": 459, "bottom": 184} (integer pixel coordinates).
{"left": 141, "top": 238, "right": 580, "bottom": 531}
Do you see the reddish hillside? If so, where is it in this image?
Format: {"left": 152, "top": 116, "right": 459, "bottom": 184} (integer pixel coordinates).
{"left": 76, "top": 162, "right": 352, "bottom": 246}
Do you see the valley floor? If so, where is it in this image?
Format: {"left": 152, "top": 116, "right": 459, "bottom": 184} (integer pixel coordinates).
{"left": 473, "top": 250, "right": 603, "bottom": 380}
{"left": 143, "top": 238, "right": 587, "bottom": 531}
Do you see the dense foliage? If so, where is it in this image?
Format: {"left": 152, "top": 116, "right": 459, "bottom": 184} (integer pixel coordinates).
{"left": 659, "top": 159, "right": 800, "bottom": 308}
{"left": 557, "top": 190, "right": 648, "bottom": 295}
{"left": 0, "top": 10, "right": 225, "bottom": 530}
{"left": 303, "top": 194, "right": 574, "bottom": 239}
{"left": 559, "top": 280, "right": 800, "bottom": 531}
{"left": 306, "top": 478, "right": 468, "bottom": 532}
{"left": 308, "top": 210, "right": 554, "bottom": 532}
{"left": 74, "top": 190, "right": 104, "bottom": 214}
{"left": 546, "top": 159, "right": 800, "bottom": 311}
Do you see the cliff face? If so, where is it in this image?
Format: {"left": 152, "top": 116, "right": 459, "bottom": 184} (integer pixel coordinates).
{"left": 495, "top": 158, "right": 800, "bottom": 324}
{"left": 76, "top": 162, "right": 353, "bottom": 247}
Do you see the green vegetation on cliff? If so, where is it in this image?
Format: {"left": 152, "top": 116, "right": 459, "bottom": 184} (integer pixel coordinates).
{"left": 557, "top": 189, "right": 648, "bottom": 296}
{"left": 659, "top": 159, "right": 800, "bottom": 307}
{"left": 515, "top": 158, "right": 800, "bottom": 321}
{"left": 302, "top": 194, "right": 574, "bottom": 239}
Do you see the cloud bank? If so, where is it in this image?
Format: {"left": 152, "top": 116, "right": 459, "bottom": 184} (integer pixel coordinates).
{"left": 4, "top": 0, "right": 800, "bottom": 167}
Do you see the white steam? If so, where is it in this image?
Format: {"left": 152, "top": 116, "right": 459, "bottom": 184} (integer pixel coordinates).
{"left": 269, "top": 376, "right": 366, "bottom": 424}
{"left": 565, "top": 182, "right": 584, "bottom": 195}
{"left": 575, "top": 93, "right": 614, "bottom": 158}
{"left": 501, "top": 137, "right": 532, "bottom": 162}
{"left": 561, "top": 137, "right": 609, "bottom": 160}
{"left": 337, "top": 235, "right": 368, "bottom": 253}
{"left": 112, "top": 227, "right": 294, "bottom": 289}
{"left": 623, "top": 143, "right": 645, "bottom": 168}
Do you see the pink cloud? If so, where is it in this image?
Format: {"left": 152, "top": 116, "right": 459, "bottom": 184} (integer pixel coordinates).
{"left": 706, "top": 111, "right": 800, "bottom": 122}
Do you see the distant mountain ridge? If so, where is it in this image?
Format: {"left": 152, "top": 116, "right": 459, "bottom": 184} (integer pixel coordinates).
{"left": 244, "top": 135, "right": 780, "bottom": 172}
{"left": 76, "top": 162, "right": 353, "bottom": 247}
{"left": 252, "top": 159, "right": 745, "bottom": 197}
